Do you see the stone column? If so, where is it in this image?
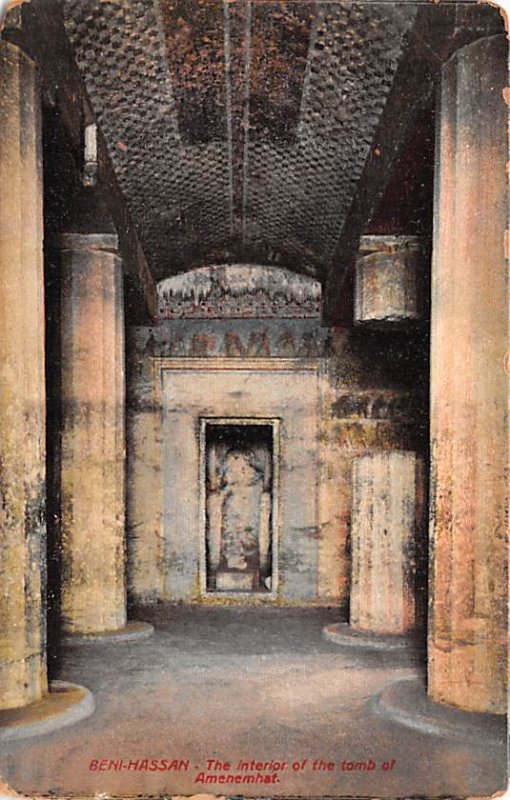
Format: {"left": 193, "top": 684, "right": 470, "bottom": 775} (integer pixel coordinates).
{"left": 429, "top": 35, "right": 508, "bottom": 713}
{"left": 59, "top": 233, "right": 127, "bottom": 635}
{"left": 350, "top": 451, "right": 424, "bottom": 634}
{"left": 0, "top": 42, "right": 47, "bottom": 709}
{"left": 354, "top": 236, "right": 425, "bottom": 324}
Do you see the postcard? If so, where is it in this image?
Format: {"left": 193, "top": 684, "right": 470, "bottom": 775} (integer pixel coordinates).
{"left": 0, "top": 0, "right": 508, "bottom": 798}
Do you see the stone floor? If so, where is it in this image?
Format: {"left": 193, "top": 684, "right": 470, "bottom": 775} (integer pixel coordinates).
{"left": 0, "top": 606, "right": 506, "bottom": 799}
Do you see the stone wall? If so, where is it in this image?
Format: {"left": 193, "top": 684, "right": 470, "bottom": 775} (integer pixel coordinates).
{"left": 126, "top": 319, "right": 427, "bottom": 607}
{"left": 319, "top": 327, "right": 427, "bottom": 607}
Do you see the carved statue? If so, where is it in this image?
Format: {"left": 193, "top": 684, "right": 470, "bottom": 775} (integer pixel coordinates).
{"left": 220, "top": 450, "right": 262, "bottom": 571}
{"left": 206, "top": 441, "right": 272, "bottom": 590}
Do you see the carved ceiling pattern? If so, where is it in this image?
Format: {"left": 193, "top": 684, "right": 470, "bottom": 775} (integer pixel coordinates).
{"left": 63, "top": 0, "right": 417, "bottom": 282}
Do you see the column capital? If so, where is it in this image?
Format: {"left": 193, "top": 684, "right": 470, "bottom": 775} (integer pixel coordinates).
{"left": 443, "top": 32, "right": 508, "bottom": 81}
{"left": 354, "top": 234, "right": 427, "bottom": 324}
{"left": 52, "top": 232, "right": 119, "bottom": 255}
{"left": 357, "top": 234, "right": 424, "bottom": 258}
{"left": 0, "top": 35, "right": 34, "bottom": 66}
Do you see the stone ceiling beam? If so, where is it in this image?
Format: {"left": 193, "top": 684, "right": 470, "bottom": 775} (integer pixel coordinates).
{"left": 1, "top": 0, "right": 157, "bottom": 322}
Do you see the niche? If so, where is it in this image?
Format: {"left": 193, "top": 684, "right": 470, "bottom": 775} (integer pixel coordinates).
{"left": 202, "top": 420, "right": 278, "bottom": 594}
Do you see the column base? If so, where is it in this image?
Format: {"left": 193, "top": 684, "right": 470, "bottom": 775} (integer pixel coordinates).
{"left": 371, "top": 676, "right": 506, "bottom": 746}
{"left": 322, "top": 622, "right": 418, "bottom": 652}
{"left": 0, "top": 681, "right": 94, "bottom": 742}
{"left": 63, "top": 620, "right": 154, "bottom": 646}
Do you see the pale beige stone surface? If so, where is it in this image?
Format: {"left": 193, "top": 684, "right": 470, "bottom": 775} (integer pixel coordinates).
{"left": 59, "top": 234, "right": 127, "bottom": 635}
{"left": 0, "top": 41, "right": 47, "bottom": 710}
{"left": 428, "top": 34, "right": 508, "bottom": 713}
{"left": 350, "top": 451, "right": 424, "bottom": 634}
{"left": 159, "top": 359, "right": 321, "bottom": 602}
{"left": 126, "top": 327, "right": 420, "bottom": 607}
{"left": 127, "top": 398, "right": 165, "bottom": 602}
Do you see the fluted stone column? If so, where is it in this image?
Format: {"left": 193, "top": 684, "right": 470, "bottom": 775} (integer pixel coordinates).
{"left": 350, "top": 451, "right": 424, "bottom": 634}
{"left": 429, "top": 35, "right": 508, "bottom": 713}
{"left": 59, "top": 233, "right": 127, "bottom": 635}
{"left": 0, "top": 42, "right": 47, "bottom": 709}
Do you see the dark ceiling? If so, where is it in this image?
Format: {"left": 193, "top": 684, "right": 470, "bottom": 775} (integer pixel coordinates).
{"left": 63, "top": 1, "right": 422, "bottom": 282}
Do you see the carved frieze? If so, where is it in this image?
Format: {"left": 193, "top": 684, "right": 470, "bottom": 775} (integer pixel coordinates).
{"left": 157, "top": 264, "right": 321, "bottom": 319}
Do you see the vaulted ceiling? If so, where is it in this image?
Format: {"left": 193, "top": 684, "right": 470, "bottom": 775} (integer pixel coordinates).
{"left": 63, "top": 0, "right": 421, "bottom": 282}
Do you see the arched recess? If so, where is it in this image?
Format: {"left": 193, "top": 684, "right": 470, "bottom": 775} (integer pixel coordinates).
{"left": 156, "top": 264, "right": 322, "bottom": 320}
